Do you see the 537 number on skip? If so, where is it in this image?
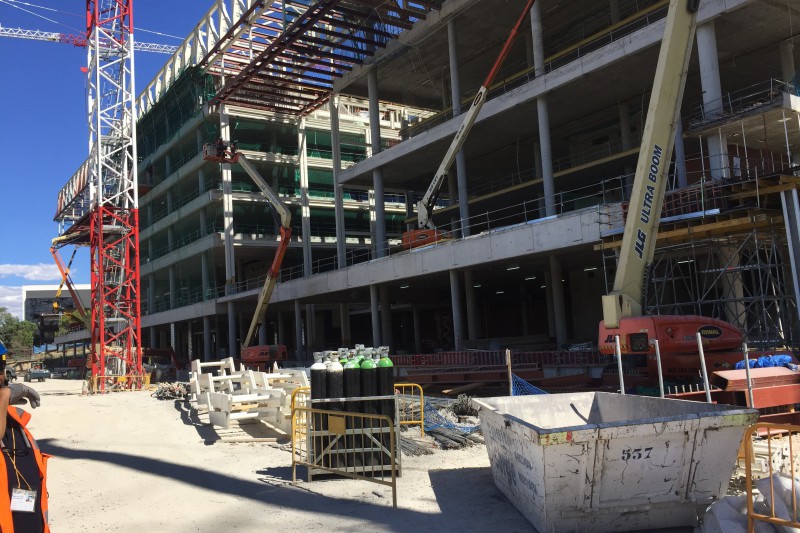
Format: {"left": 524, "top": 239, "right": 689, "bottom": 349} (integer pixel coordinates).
{"left": 621, "top": 447, "right": 653, "bottom": 461}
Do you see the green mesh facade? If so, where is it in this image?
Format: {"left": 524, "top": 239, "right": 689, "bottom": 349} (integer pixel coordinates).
{"left": 137, "top": 66, "right": 217, "bottom": 160}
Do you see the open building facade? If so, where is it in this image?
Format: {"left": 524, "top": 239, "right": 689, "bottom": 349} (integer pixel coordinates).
{"left": 133, "top": 0, "right": 800, "bottom": 362}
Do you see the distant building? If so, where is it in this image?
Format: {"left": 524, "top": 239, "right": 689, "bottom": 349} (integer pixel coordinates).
{"left": 22, "top": 285, "right": 90, "bottom": 322}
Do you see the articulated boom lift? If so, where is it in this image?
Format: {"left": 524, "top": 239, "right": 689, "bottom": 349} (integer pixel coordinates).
{"left": 597, "top": 0, "right": 748, "bottom": 382}
{"left": 204, "top": 143, "right": 290, "bottom": 369}
{"left": 402, "top": 0, "right": 537, "bottom": 249}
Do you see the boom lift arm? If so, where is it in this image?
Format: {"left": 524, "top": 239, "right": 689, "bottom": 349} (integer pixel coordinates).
{"left": 602, "top": 0, "right": 700, "bottom": 329}
{"left": 405, "top": 0, "right": 536, "bottom": 248}
{"left": 597, "top": 0, "right": 749, "bottom": 375}
{"left": 203, "top": 144, "right": 292, "bottom": 349}
{"left": 50, "top": 246, "right": 86, "bottom": 315}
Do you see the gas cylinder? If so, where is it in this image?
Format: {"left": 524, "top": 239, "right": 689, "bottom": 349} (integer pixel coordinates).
{"left": 310, "top": 352, "right": 327, "bottom": 401}
{"left": 377, "top": 347, "right": 394, "bottom": 420}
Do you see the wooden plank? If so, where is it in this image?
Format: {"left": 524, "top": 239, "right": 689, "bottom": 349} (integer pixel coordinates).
{"left": 711, "top": 367, "right": 800, "bottom": 391}
{"left": 442, "top": 382, "right": 485, "bottom": 395}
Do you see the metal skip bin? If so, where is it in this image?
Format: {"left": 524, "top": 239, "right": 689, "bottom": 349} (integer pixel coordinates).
{"left": 472, "top": 393, "right": 758, "bottom": 533}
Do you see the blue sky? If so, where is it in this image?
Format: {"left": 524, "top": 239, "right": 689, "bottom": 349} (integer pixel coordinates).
{"left": 0, "top": 0, "right": 211, "bottom": 318}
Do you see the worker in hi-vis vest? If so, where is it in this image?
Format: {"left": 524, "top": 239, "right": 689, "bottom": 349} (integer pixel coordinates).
{"left": 0, "top": 340, "right": 50, "bottom": 532}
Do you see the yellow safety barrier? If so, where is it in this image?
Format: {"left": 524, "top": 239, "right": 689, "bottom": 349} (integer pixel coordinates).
{"left": 395, "top": 383, "right": 425, "bottom": 437}
{"left": 291, "top": 401, "right": 399, "bottom": 507}
{"left": 91, "top": 373, "right": 151, "bottom": 392}
{"left": 744, "top": 422, "right": 800, "bottom": 532}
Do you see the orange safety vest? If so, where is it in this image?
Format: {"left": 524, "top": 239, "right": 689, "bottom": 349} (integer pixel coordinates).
{"left": 0, "top": 407, "right": 50, "bottom": 532}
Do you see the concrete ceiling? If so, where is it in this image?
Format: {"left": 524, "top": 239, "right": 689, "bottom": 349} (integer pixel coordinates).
{"left": 337, "top": 0, "right": 800, "bottom": 202}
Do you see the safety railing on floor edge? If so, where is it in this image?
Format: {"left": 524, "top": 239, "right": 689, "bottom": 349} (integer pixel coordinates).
{"left": 744, "top": 422, "right": 800, "bottom": 531}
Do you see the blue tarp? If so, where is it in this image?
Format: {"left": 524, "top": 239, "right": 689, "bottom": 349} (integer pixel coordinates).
{"left": 0, "top": 341, "right": 6, "bottom": 357}
{"left": 735, "top": 355, "right": 797, "bottom": 371}
{"left": 32, "top": 344, "right": 57, "bottom": 354}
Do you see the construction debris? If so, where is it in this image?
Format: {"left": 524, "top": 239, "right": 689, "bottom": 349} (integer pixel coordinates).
{"left": 152, "top": 381, "right": 189, "bottom": 400}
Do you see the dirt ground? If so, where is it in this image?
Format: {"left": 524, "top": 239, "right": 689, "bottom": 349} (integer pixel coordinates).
{"left": 24, "top": 379, "right": 536, "bottom": 533}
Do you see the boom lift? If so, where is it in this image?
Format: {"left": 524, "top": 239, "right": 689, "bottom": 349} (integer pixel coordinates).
{"left": 597, "top": 0, "right": 748, "bottom": 383}
{"left": 402, "top": 0, "right": 537, "bottom": 250}
{"left": 204, "top": 142, "right": 290, "bottom": 369}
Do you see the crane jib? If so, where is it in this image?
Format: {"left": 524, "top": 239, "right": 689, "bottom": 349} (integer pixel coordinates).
{"left": 634, "top": 144, "right": 664, "bottom": 259}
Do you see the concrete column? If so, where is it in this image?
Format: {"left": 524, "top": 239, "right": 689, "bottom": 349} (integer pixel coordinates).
{"left": 521, "top": 297, "right": 531, "bottom": 336}
{"left": 147, "top": 274, "right": 155, "bottom": 313}
{"left": 196, "top": 128, "right": 205, "bottom": 156}
{"left": 549, "top": 255, "right": 568, "bottom": 348}
{"left": 339, "top": 303, "right": 351, "bottom": 347}
{"left": 167, "top": 226, "right": 175, "bottom": 253}
{"left": 187, "top": 321, "right": 194, "bottom": 361}
{"left": 368, "top": 69, "right": 388, "bottom": 257}
{"left": 780, "top": 40, "right": 796, "bottom": 83}
{"left": 718, "top": 245, "right": 746, "bottom": 328}
{"left": 405, "top": 190, "right": 415, "bottom": 232}
{"left": 294, "top": 299, "right": 303, "bottom": 359}
{"left": 370, "top": 284, "right": 381, "bottom": 346}
{"left": 168, "top": 266, "right": 176, "bottom": 309}
{"left": 201, "top": 252, "right": 210, "bottom": 300}
{"left": 270, "top": 131, "right": 278, "bottom": 153}
{"left": 449, "top": 270, "right": 464, "bottom": 350}
{"left": 203, "top": 316, "right": 212, "bottom": 361}
{"left": 412, "top": 306, "right": 422, "bottom": 353}
{"left": 464, "top": 270, "right": 479, "bottom": 340}
{"left": 198, "top": 168, "right": 206, "bottom": 195}
{"left": 199, "top": 208, "right": 208, "bottom": 236}
{"left": 165, "top": 155, "right": 172, "bottom": 181}
{"left": 220, "top": 107, "right": 236, "bottom": 293}
{"left": 610, "top": 0, "right": 621, "bottom": 24}
{"left": 298, "top": 117, "right": 312, "bottom": 276}
{"left": 447, "top": 20, "right": 470, "bottom": 237}
{"left": 380, "top": 285, "right": 392, "bottom": 348}
{"left": 226, "top": 302, "right": 236, "bottom": 357}
{"left": 674, "top": 119, "right": 688, "bottom": 188}
{"left": 531, "top": 2, "right": 555, "bottom": 216}
{"left": 258, "top": 319, "right": 267, "bottom": 345}
{"left": 619, "top": 102, "right": 633, "bottom": 150}
{"left": 305, "top": 304, "right": 316, "bottom": 354}
{"left": 696, "top": 22, "right": 729, "bottom": 179}
{"left": 447, "top": 20, "right": 462, "bottom": 115}
{"left": 447, "top": 171, "right": 457, "bottom": 207}
{"left": 330, "top": 95, "right": 347, "bottom": 269}
{"left": 149, "top": 326, "right": 157, "bottom": 349}
{"left": 278, "top": 312, "right": 286, "bottom": 345}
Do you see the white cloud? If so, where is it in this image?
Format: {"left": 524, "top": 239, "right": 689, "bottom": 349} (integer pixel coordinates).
{"left": 0, "top": 287, "right": 23, "bottom": 319}
{"left": 0, "top": 263, "right": 62, "bottom": 281}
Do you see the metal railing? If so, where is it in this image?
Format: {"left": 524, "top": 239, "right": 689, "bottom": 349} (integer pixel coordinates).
{"left": 395, "top": 383, "right": 425, "bottom": 437}
{"left": 291, "top": 400, "right": 399, "bottom": 507}
{"left": 744, "top": 423, "right": 800, "bottom": 532}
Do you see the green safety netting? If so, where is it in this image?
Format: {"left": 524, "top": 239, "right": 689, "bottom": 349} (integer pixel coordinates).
{"left": 137, "top": 66, "right": 217, "bottom": 161}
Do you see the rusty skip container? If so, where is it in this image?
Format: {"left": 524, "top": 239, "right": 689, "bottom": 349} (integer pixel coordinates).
{"left": 472, "top": 393, "right": 758, "bottom": 532}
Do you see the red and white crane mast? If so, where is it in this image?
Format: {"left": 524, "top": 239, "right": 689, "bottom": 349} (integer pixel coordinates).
{"left": 85, "top": 0, "right": 142, "bottom": 388}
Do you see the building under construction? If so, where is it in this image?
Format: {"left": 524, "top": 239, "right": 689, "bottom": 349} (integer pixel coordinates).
{"left": 56, "top": 0, "right": 800, "bottom": 369}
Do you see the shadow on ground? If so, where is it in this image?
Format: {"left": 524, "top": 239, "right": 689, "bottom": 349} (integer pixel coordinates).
{"left": 39, "top": 439, "right": 532, "bottom": 532}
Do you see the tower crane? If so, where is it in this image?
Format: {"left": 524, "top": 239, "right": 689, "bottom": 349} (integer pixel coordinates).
{"left": 51, "top": 0, "right": 142, "bottom": 392}
{"left": 0, "top": 24, "right": 177, "bottom": 53}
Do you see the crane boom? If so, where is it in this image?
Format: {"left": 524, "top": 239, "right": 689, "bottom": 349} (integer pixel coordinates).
{"left": 601, "top": 0, "right": 700, "bottom": 328}
{"left": 0, "top": 25, "right": 177, "bottom": 53}
{"left": 203, "top": 144, "right": 292, "bottom": 350}
{"left": 404, "top": 0, "right": 536, "bottom": 248}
